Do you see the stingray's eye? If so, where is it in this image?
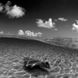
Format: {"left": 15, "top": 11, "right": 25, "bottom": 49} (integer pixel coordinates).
{"left": 23, "top": 57, "right": 29, "bottom": 65}
{"left": 40, "top": 61, "right": 51, "bottom": 69}
{"left": 27, "top": 59, "right": 41, "bottom": 66}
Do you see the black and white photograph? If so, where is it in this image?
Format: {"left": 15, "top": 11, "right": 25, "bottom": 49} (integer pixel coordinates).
{"left": 0, "top": 0, "right": 78, "bottom": 78}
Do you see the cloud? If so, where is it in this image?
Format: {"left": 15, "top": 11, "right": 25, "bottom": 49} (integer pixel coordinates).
{"left": 0, "top": 31, "right": 4, "bottom": 34}
{"left": 18, "top": 29, "right": 24, "bottom": 35}
{"left": 25, "top": 30, "right": 42, "bottom": 37}
{"left": 0, "top": 1, "right": 25, "bottom": 18}
{"left": 75, "top": 20, "right": 78, "bottom": 23}
{"left": 72, "top": 22, "right": 78, "bottom": 32}
{"left": 0, "top": 3, "right": 4, "bottom": 12}
{"left": 36, "top": 18, "right": 56, "bottom": 29}
{"left": 17, "top": 29, "right": 42, "bottom": 37}
{"left": 57, "top": 17, "right": 68, "bottom": 21}
{"left": 5, "top": 4, "right": 25, "bottom": 18}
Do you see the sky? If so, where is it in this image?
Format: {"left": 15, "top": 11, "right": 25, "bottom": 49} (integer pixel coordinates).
{"left": 0, "top": 0, "right": 78, "bottom": 39}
